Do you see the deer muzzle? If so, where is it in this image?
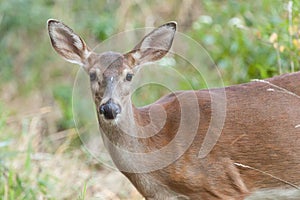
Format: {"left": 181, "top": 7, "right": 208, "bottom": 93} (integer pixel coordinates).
{"left": 99, "top": 99, "right": 121, "bottom": 120}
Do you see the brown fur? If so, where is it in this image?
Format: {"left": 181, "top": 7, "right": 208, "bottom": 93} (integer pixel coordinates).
{"left": 118, "top": 72, "right": 300, "bottom": 199}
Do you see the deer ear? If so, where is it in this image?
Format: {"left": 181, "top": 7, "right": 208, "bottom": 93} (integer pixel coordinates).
{"left": 125, "top": 22, "right": 176, "bottom": 68}
{"left": 47, "top": 19, "right": 90, "bottom": 66}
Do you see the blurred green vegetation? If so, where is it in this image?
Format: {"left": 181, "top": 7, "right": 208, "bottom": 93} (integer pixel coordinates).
{"left": 53, "top": 85, "right": 73, "bottom": 130}
{"left": 190, "top": 0, "right": 300, "bottom": 84}
{"left": 1, "top": 0, "right": 300, "bottom": 199}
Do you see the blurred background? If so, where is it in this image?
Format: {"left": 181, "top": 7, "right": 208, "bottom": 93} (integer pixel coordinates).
{"left": 1, "top": 0, "right": 300, "bottom": 199}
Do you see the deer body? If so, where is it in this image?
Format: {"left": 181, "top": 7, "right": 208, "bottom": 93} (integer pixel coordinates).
{"left": 48, "top": 20, "right": 300, "bottom": 199}
{"left": 111, "top": 73, "right": 300, "bottom": 199}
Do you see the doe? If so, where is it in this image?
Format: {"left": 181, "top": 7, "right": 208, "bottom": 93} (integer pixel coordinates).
{"left": 48, "top": 19, "right": 300, "bottom": 199}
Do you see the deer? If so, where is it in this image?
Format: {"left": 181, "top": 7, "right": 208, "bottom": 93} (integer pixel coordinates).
{"left": 47, "top": 19, "right": 300, "bottom": 199}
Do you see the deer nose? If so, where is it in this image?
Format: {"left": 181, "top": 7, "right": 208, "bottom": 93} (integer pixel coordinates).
{"left": 99, "top": 99, "right": 121, "bottom": 120}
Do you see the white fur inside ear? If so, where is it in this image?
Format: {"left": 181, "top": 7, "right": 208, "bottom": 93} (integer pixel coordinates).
{"left": 140, "top": 25, "right": 175, "bottom": 51}
{"left": 63, "top": 57, "right": 83, "bottom": 66}
{"left": 49, "top": 22, "right": 83, "bottom": 50}
{"left": 48, "top": 20, "right": 89, "bottom": 66}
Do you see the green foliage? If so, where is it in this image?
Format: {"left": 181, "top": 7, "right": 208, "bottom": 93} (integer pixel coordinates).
{"left": 190, "top": 0, "right": 300, "bottom": 84}
{"left": 0, "top": 0, "right": 51, "bottom": 85}
{"left": 53, "top": 85, "right": 74, "bottom": 130}
{"left": 0, "top": 103, "right": 55, "bottom": 199}
{"left": 0, "top": 159, "right": 56, "bottom": 200}
{"left": 77, "top": 182, "right": 87, "bottom": 200}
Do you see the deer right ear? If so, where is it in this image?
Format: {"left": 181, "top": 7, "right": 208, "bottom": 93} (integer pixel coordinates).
{"left": 125, "top": 22, "right": 176, "bottom": 68}
{"left": 47, "top": 19, "right": 90, "bottom": 66}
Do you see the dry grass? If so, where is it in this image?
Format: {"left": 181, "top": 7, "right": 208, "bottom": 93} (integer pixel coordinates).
{"left": 1, "top": 86, "right": 142, "bottom": 199}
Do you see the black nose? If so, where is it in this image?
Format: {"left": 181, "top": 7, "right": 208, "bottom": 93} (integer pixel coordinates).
{"left": 99, "top": 99, "right": 121, "bottom": 120}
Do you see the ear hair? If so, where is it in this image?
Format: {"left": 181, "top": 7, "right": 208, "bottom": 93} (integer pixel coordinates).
{"left": 125, "top": 22, "right": 177, "bottom": 68}
{"left": 47, "top": 19, "right": 90, "bottom": 66}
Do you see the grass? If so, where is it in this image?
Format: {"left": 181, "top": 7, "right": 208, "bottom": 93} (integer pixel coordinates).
{"left": 0, "top": 94, "right": 141, "bottom": 199}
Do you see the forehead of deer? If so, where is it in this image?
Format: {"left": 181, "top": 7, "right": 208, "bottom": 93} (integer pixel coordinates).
{"left": 89, "top": 51, "right": 125, "bottom": 76}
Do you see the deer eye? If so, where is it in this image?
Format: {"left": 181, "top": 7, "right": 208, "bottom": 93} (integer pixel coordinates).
{"left": 126, "top": 73, "right": 133, "bottom": 81}
{"left": 89, "top": 72, "right": 97, "bottom": 81}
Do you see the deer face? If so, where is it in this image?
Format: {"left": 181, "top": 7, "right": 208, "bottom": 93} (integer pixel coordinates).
{"left": 48, "top": 19, "right": 176, "bottom": 121}
{"left": 87, "top": 51, "right": 135, "bottom": 120}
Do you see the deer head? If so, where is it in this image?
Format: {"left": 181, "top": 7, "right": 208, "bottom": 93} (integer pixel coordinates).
{"left": 48, "top": 19, "right": 176, "bottom": 122}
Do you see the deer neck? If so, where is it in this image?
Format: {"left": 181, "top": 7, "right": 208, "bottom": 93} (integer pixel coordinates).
{"left": 98, "top": 98, "right": 144, "bottom": 151}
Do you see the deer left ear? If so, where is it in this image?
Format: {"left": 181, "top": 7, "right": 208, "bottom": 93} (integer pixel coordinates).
{"left": 125, "top": 22, "right": 177, "bottom": 68}
{"left": 47, "top": 19, "right": 91, "bottom": 66}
